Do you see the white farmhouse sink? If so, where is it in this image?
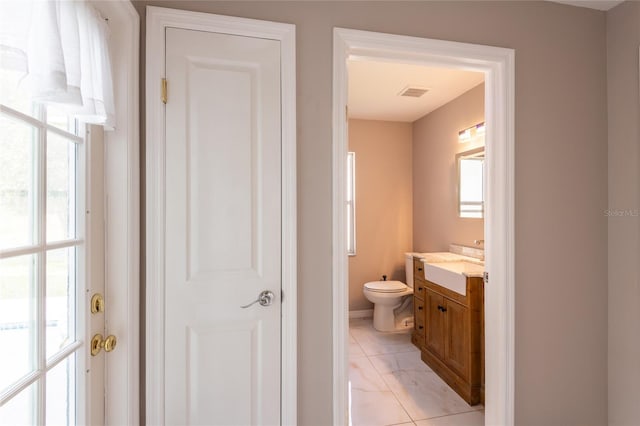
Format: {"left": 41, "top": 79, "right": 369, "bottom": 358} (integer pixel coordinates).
{"left": 422, "top": 261, "right": 484, "bottom": 296}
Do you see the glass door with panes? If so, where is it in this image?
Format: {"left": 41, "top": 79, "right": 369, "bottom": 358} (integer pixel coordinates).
{"left": 0, "top": 66, "right": 102, "bottom": 425}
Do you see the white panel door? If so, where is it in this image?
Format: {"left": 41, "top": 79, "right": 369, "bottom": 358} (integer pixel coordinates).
{"left": 164, "top": 28, "right": 281, "bottom": 425}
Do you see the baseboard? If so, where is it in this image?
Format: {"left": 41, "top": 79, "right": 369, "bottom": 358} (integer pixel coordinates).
{"left": 349, "top": 309, "right": 373, "bottom": 319}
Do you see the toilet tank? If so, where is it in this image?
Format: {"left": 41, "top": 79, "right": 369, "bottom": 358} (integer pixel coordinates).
{"left": 405, "top": 253, "right": 414, "bottom": 288}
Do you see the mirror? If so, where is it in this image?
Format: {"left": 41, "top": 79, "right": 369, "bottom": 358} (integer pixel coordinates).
{"left": 457, "top": 147, "right": 484, "bottom": 218}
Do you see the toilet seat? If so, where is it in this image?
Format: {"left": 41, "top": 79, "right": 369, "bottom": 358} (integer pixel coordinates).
{"left": 364, "top": 280, "right": 407, "bottom": 293}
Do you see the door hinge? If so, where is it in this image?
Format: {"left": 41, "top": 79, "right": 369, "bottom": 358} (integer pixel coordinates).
{"left": 161, "top": 78, "right": 168, "bottom": 104}
{"left": 345, "top": 105, "right": 348, "bottom": 119}
{"left": 483, "top": 271, "right": 489, "bottom": 284}
{"left": 281, "top": 290, "right": 284, "bottom": 303}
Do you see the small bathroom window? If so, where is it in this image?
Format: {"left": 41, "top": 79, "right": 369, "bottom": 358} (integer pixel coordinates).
{"left": 347, "top": 152, "right": 356, "bottom": 255}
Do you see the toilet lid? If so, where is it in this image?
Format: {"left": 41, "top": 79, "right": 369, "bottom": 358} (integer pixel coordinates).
{"left": 364, "top": 281, "right": 407, "bottom": 293}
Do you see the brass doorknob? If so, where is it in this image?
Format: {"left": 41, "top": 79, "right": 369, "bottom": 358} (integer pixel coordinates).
{"left": 91, "top": 333, "right": 117, "bottom": 356}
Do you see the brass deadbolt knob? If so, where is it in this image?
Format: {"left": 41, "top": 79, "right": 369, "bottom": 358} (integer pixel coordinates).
{"left": 90, "top": 294, "right": 105, "bottom": 314}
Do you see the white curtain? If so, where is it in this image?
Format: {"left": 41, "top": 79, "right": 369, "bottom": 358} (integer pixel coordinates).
{"left": 0, "top": 0, "right": 116, "bottom": 129}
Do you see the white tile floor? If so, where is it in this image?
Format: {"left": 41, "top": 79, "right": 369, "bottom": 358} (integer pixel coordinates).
{"left": 349, "top": 318, "right": 484, "bottom": 426}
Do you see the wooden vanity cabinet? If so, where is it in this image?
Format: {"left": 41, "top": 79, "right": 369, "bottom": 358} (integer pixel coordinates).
{"left": 411, "top": 256, "right": 484, "bottom": 406}
{"left": 421, "top": 276, "right": 483, "bottom": 405}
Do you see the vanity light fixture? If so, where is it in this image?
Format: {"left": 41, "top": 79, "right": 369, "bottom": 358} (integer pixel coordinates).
{"left": 458, "top": 121, "right": 485, "bottom": 143}
{"left": 458, "top": 128, "right": 472, "bottom": 142}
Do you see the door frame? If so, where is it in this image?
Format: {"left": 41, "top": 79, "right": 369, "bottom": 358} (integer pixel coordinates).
{"left": 332, "top": 28, "right": 515, "bottom": 425}
{"left": 91, "top": 1, "right": 140, "bottom": 424}
{"left": 145, "top": 7, "right": 297, "bottom": 425}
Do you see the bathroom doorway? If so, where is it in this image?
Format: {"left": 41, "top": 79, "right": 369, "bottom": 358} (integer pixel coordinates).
{"left": 346, "top": 60, "right": 486, "bottom": 425}
{"left": 332, "top": 29, "right": 515, "bottom": 426}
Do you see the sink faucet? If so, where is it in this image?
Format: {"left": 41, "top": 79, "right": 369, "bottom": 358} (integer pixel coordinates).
{"left": 474, "top": 239, "right": 484, "bottom": 246}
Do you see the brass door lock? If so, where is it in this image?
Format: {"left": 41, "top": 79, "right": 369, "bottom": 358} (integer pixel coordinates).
{"left": 91, "top": 333, "right": 117, "bottom": 356}
{"left": 90, "top": 293, "right": 105, "bottom": 314}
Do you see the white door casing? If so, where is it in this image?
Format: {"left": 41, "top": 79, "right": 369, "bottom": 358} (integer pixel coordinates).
{"left": 94, "top": 2, "right": 140, "bottom": 424}
{"left": 332, "top": 29, "right": 515, "bottom": 426}
{"left": 146, "top": 7, "right": 297, "bottom": 425}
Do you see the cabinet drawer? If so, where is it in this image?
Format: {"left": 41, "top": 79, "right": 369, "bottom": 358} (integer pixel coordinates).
{"left": 415, "top": 314, "right": 426, "bottom": 336}
{"left": 413, "top": 258, "right": 425, "bottom": 281}
{"left": 413, "top": 278, "right": 426, "bottom": 300}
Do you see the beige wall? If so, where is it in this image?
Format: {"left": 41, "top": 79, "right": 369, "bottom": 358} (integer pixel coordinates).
{"left": 607, "top": 2, "right": 640, "bottom": 424}
{"left": 133, "top": 2, "right": 609, "bottom": 424}
{"left": 348, "top": 120, "right": 413, "bottom": 311}
{"left": 413, "top": 84, "right": 484, "bottom": 252}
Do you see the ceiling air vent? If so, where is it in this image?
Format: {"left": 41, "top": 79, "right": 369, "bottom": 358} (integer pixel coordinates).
{"left": 398, "top": 86, "right": 429, "bottom": 98}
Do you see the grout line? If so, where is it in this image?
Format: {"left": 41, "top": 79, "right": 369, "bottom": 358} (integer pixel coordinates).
{"left": 377, "top": 370, "right": 414, "bottom": 423}
{"left": 350, "top": 322, "right": 414, "bottom": 425}
{"left": 367, "top": 342, "right": 415, "bottom": 424}
{"left": 348, "top": 331, "right": 367, "bottom": 359}
{"left": 413, "top": 408, "right": 484, "bottom": 423}
{"left": 366, "top": 348, "right": 421, "bottom": 357}
{"left": 408, "top": 397, "right": 481, "bottom": 422}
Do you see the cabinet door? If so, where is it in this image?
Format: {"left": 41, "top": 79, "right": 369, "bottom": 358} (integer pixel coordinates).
{"left": 425, "top": 288, "right": 445, "bottom": 358}
{"left": 444, "top": 298, "right": 470, "bottom": 380}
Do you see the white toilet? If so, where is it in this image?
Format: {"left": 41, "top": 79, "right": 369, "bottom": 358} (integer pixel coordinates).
{"left": 363, "top": 254, "right": 415, "bottom": 332}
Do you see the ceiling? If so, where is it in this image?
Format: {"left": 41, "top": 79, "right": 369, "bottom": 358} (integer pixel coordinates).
{"left": 347, "top": 60, "right": 484, "bottom": 123}
{"left": 550, "top": 1, "right": 623, "bottom": 10}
